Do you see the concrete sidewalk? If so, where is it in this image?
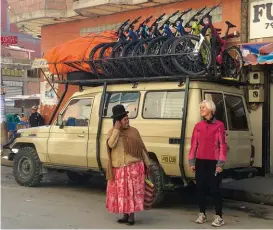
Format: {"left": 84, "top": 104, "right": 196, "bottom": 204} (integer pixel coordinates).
{"left": 221, "top": 176, "right": 273, "bottom": 206}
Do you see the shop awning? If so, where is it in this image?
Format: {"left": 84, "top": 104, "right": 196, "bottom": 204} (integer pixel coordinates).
{"left": 239, "top": 42, "right": 273, "bottom": 66}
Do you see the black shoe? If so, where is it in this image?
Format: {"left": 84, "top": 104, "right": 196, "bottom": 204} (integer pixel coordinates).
{"left": 117, "top": 215, "right": 129, "bottom": 224}
{"left": 126, "top": 220, "right": 135, "bottom": 226}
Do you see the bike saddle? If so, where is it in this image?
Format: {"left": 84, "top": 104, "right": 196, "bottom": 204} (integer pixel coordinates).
{"left": 225, "top": 21, "right": 236, "bottom": 28}
{"left": 215, "top": 28, "right": 222, "bottom": 32}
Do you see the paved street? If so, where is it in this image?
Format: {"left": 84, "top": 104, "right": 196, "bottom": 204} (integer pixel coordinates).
{"left": 1, "top": 166, "right": 273, "bottom": 229}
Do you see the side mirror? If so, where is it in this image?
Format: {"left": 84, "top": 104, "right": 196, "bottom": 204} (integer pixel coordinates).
{"left": 57, "top": 114, "right": 64, "bottom": 129}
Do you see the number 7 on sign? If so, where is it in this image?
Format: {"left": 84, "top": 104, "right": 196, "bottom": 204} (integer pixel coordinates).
{"left": 265, "top": 22, "right": 273, "bottom": 29}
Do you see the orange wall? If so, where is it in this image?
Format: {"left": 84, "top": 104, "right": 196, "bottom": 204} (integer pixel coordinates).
{"left": 40, "top": 0, "right": 242, "bottom": 124}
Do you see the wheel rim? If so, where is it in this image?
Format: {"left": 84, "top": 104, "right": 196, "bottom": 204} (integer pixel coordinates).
{"left": 18, "top": 156, "right": 33, "bottom": 179}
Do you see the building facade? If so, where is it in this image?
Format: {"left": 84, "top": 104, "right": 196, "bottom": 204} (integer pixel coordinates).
{"left": 6, "top": 0, "right": 273, "bottom": 174}
{"left": 1, "top": 0, "right": 41, "bottom": 116}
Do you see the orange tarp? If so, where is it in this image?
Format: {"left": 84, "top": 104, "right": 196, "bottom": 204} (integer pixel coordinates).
{"left": 44, "top": 31, "right": 117, "bottom": 75}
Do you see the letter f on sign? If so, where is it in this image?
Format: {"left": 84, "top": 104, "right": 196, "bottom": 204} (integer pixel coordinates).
{"left": 253, "top": 4, "right": 266, "bottom": 23}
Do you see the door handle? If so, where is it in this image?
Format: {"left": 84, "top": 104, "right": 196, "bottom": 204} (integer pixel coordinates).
{"left": 78, "top": 134, "right": 85, "bottom": 137}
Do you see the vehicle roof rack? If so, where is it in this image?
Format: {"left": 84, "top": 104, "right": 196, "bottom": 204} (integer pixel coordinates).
{"left": 54, "top": 75, "right": 248, "bottom": 87}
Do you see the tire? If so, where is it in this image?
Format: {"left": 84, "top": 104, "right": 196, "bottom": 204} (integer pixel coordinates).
{"left": 222, "top": 45, "right": 243, "bottom": 79}
{"left": 148, "top": 159, "right": 164, "bottom": 206}
{"left": 13, "top": 147, "right": 43, "bottom": 187}
{"left": 144, "top": 36, "right": 169, "bottom": 76}
{"left": 121, "top": 40, "right": 142, "bottom": 77}
{"left": 89, "top": 43, "right": 108, "bottom": 77}
{"left": 66, "top": 171, "right": 91, "bottom": 184}
{"left": 132, "top": 39, "right": 154, "bottom": 77}
{"left": 171, "top": 34, "right": 212, "bottom": 76}
{"left": 160, "top": 37, "right": 180, "bottom": 75}
{"left": 98, "top": 42, "right": 118, "bottom": 78}
{"left": 111, "top": 41, "right": 132, "bottom": 78}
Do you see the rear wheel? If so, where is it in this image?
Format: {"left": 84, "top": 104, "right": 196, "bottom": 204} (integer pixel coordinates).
{"left": 222, "top": 45, "right": 243, "bottom": 79}
{"left": 145, "top": 36, "right": 169, "bottom": 76}
{"left": 160, "top": 37, "right": 180, "bottom": 75}
{"left": 13, "top": 147, "right": 43, "bottom": 187}
{"left": 148, "top": 159, "right": 165, "bottom": 206}
{"left": 99, "top": 42, "right": 118, "bottom": 78}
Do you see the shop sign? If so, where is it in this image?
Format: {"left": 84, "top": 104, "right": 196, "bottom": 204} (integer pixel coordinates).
{"left": 1, "top": 36, "right": 18, "bottom": 46}
{"left": 249, "top": 0, "right": 273, "bottom": 39}
{"left": 31, "top": 58, "right": 48, "bottom": 69}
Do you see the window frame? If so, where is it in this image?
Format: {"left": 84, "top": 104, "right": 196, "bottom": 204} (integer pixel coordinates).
{"left": 223, "top": 92, "right": 249, "bottom": 131}
{"left": 203, "top": 90, "right": 228, "bottom": 130}
{"left": 202, "top": 90, "right": 249, "bottom": 131}
{"left": 141, "top": 89, "right": 186, "bottom": 120}
{"left": 58, "top": 97, "right": 94, "bottom": 127}
{"left": 101, "top": 91, "right": 141, "bottom": 119}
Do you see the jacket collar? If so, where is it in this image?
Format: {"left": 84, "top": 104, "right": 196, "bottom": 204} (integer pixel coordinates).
{"left": 203, "top": 116, "right": 216, "bottom": 124}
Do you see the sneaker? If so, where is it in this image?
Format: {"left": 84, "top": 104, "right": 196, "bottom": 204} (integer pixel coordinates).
{"left": 195, "top": 213, "right": 207, "bottom": 224}
{"left": 211, "top": 215, "right": 225, "bottom": 227}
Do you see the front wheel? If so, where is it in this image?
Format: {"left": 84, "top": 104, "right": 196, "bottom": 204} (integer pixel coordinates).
{"left": 171, "top": 34, "right": 212, "bottom": 76}
{"left": 13, "top": 147, "right": 43, "bottom": 187}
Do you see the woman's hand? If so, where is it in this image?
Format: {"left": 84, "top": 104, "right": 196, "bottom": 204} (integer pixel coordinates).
{"left": 216, "top": 167, "right": 223, "bottom": 173}
{"left": 190, "top": 166, "right": 195, "bottom": 172}
{"left": 145, "top": 165, "right": 150, "bottom": 176}
{"left": 114, "top": 121, "right": 121, "bottom": 130}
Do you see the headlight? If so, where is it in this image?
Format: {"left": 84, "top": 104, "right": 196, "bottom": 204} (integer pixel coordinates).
{"left": 11, "top": 148, "right": 19, "bottom": 153}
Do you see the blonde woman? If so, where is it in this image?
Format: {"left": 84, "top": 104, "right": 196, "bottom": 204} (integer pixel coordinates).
{"left": 188, "top": 99, "right": 227, "bottom": 227}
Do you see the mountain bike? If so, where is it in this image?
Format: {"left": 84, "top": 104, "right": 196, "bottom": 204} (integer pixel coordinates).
{"left": 159, "top": 8, "right": 194, "bottom": 75}
{"left": 89, "top": 19, "right": 130, "bottom": 78}
{"left": 200, "top": 8, "right": 243, "bottom": 78}
{"left": 170, "top": 5, "right": 217, "bottom": 76}
{"left": 143, "top": 10, "right": 180, "bottom": 76}
{"left": 121, "top": 16, "right": 154, "bottom": 77}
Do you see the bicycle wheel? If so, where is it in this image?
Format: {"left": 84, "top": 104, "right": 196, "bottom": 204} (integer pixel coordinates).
{"left": 222, "top": 45, "right": 243, "bottom": 79}
{"left": 89, "top": 43, "right": 107, "bottom": 77}
{"left": 171, "top": 34, "right": 212, "bottom": 76}
{"left": 160, "top": 37, "right": 181, "bottom": 75}
{"left": 111, "top": 41, "right": 132, "bottom": 78}
{"left": 145, "top": 36, "right": 169, "bottom": 76}
{"left": 99, "top": 42, "right": 118, "bottom": 78}
{"left": 121, "top": 40, "right": 143, "bottom": 77}
{"left": 132, "top": 39, "right": 154, "bottom": 77}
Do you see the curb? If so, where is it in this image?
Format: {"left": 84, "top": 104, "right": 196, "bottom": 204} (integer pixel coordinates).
{"left": 1, "top": 158, "right": 13, "bottom": 167}
{"left": 221, "top": 187, "right": 273, "bottom": 206}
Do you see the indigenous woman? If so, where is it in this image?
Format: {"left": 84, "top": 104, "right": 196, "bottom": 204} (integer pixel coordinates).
{"left": 106, "top": 104, "right": 151, "bottom": 225}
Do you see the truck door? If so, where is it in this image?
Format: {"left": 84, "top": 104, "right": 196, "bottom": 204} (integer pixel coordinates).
{"left": 223, "top": 93, "right": 252, "bottom": 168}
{"left": 48, "top": 98, "right": 93, "bottom": 167}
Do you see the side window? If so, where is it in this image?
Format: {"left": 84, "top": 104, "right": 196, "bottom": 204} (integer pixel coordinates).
{"left": 224, "top": 94, "right": 248, "bottom": 131}
{"left": 143, "top": 91, "right": 185, "bottom": 119}
{"left": 62, "top": 98, "right": 93, "bottom": 127}
{"left": 103, "top": 92, "right": 140, "bottom": 118}
{"left": 204, "top": 92, "right": 227, "bottom": 129}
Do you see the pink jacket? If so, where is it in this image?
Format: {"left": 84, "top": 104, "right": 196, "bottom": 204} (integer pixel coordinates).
{"left": 188, "top": 118, "right": 227, "bottom": 168}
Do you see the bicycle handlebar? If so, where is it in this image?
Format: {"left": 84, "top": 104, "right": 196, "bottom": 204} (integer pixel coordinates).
{"left": 125, "top": 16, "right": 142, "bottom": 32}
{"left": 116, "top": 19, "right": 130, "bottom": 34}
{"left": 149, "top": 13, "right": 166, "bottom": 31}
{"left": 184, "top": 6, "right": 206, "bottom": 28}
{"left": 171, "top": 8, "right": 192, "bottom": 26}
{"left": 198, "top": 2, "right": 221, "bottom": 24}
{"left": 159, "top": 10, "right": 179, "bottom": 30}
{"left": 138, "top": 16, "right": 153, "bottom": 29}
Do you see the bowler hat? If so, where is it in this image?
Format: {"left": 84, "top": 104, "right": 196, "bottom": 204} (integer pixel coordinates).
{"left": 111, "top": 104, "right": 129, "bottom": 118}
